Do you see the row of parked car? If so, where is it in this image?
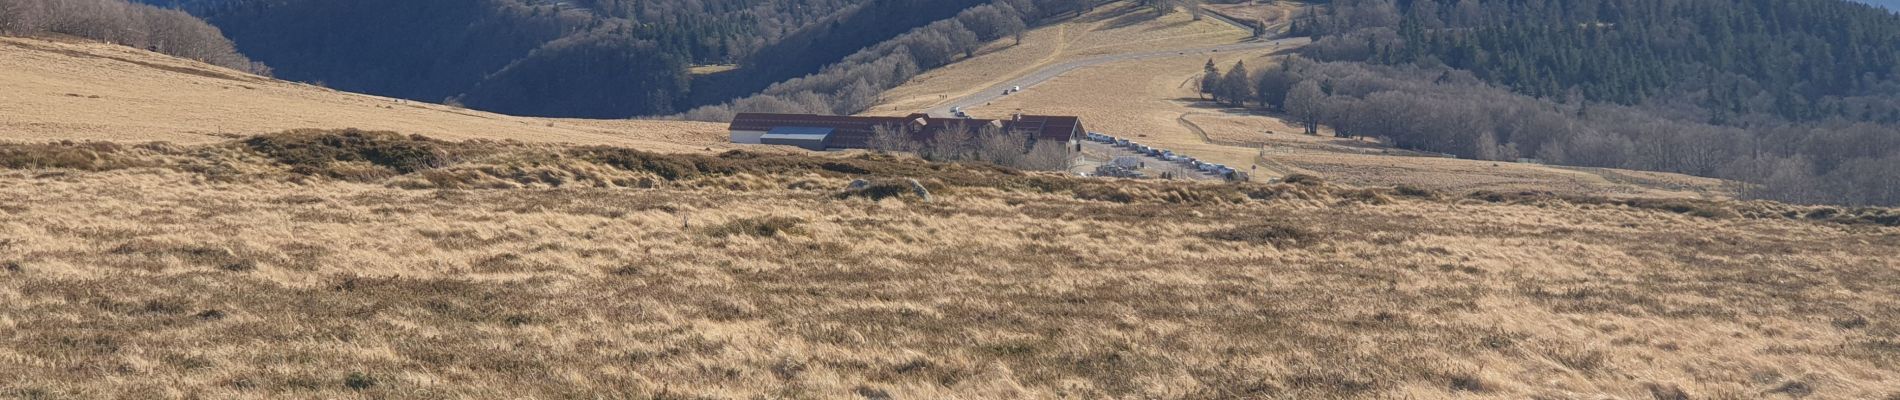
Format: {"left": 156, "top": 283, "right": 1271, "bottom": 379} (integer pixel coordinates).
{"left": 1083, "top": 132, "right": 1240, "bottom": 179}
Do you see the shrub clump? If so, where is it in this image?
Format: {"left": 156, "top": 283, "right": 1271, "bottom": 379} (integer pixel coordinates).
{"left": 1282, "top": 174, "right": 1326, "bottom": 186}
{"left": 243, "top": 129, "right": 449, "bottom": 180}
{"left": 1201, "top": 222, "right": 1325, "bottom": 247}
{"left": 1620, "top": 198, "right": 1739, "bottom": 219}
{"left": 1070, "top": 184, "right": 1140, "bottom": 203}
{"left": 344, "top": 372, "right": 377, "bottom": 390}
{"left": 1393, "top": 185, "right": 1436, "bottom": 198}
{"left": 838, "top": 179, "right": 924, "bottom": 201}
{"left": 706, "top": 217, "right": 806, "bottom": 238}
{"left": 0, "top": 141, "right": 147, "bottom": 171}
{"left": 1469, "top": 191, "right": 1742, "bottom": 220}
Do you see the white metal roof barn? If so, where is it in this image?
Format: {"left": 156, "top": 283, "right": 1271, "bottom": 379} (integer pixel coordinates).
{"left": 759, "top": 126, "right": 835, "bottom": 151}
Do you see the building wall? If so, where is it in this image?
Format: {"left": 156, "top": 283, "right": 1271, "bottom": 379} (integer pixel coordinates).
{"left": 729, "top": 130, "right": 766, "bottom": 144}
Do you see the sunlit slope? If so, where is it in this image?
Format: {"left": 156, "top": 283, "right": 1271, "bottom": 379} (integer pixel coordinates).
{"left": 868, "top": 3, "right": 1730, "bottom": 199}
{"left": 0, "top": 37, "right": 727, "bottom": 152}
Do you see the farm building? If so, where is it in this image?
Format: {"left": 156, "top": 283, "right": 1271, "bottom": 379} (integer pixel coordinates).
{"left": 728, "top": 113, "right": 1086, "bottom": 151}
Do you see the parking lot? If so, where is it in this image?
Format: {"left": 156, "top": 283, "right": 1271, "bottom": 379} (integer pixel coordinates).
{"left": 1074, "top": 132, "right": 1245, "bottom": 181}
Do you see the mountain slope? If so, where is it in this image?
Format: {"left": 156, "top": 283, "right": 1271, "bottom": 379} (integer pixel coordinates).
{"left": 865, "top": 3, "right": 1730, "bottom": 200}
{"left": 1, "top": 12, "right": 1898, "bottom": 399}
{"left": 0, "top": 36, "right": 725, "bottom": 151}
{"left": 133, "top": 0, "right": 991, "bottom": 118}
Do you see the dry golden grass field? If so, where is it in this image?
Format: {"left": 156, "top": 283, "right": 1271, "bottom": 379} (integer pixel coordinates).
{"left": 3, "top": 7, "right": 1898, "bottom": 399}
{"left": 1, "top": 132, "right": 1897, "bottom": 399}
{"left": 0, "top": 37, "right": 729, "bottom": 152}
{"left": 1204, "top": 2, "right": 1298, "bottom": 32}
{"left": 871, "top": 2, "right": 1730, "bottom": 199}
{"left": 866, "top": 2, "right": 1253, "bottom": 116}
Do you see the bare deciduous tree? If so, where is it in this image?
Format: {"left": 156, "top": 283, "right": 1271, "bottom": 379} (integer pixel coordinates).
{"left": 923, "top": 122, "right": 976, "bottom": 162}
{"left": 1021, "top": 140, "right": 1074, "bottom": 170}
{"left": 0, "top": 0, "right": 265, "bottom": 74}
{"left": 1285, "top": 80, "right": 1325, "bottom": 135}
{"left": 868, "top": 124, "right": 917, "bottom": 154}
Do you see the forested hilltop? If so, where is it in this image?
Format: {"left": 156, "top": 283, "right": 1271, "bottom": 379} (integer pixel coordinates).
{"left": 1207, "top": 0, "right": 1900, "bottom": 206}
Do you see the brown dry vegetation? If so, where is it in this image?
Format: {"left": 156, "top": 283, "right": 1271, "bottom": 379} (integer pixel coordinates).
{"left": 865, "top": 3, "right": 1252, "bottom": 116}
{"left": 868, "top": 2, "right": 1731, "bottom": 200}
{"left": 1, "top": 131, "right": 1897, "bottom": 399}
{"left": 0, "top": 36, "right": 729, "bottom": 151}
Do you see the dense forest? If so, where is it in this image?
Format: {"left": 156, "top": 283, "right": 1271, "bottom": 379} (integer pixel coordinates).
{"left": 1853, "top": 0, "right": 1900, "bottom": 10}
{"left": 0, "top": 0, "right": 264, "bottom": 74}
{"left": 1211, "top": 0, "right": 1900, "bottom": 206}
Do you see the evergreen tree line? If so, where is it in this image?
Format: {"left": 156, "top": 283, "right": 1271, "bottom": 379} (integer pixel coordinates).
{"left": 683, "top": 0, "right": 1098, "bottom": 121}
{"left": 1256, "top": 0, "right": 1900, "bottom": 206}
{"left": 1300, "top": 0, "right": 1900, "bottom": 123}
{"left": 0, "top": 0, "right": 265, "bottom": 74}
{"left": 1200, "top": 55, "right": 1900, "bottom": 206}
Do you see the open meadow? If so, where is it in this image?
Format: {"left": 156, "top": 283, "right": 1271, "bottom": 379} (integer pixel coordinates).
{"left": 870, "top": 2, "right": 1732, "bottom": 199}
{"left": 1, "top": 3, "right": 1896, "bottom": 399}
{"left": 866, "top": 2, "right": 1252, "bottom": 116}
{"left": 0, "top": 132, "right": 1896, "bottom": 399}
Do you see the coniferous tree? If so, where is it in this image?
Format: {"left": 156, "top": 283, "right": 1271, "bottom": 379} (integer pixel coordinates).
{"left": 1218, "top": 60, "right": 1252, "bottom": 107}
{"left": 1200, "top": 59, "right": 1219, "bottom": 100}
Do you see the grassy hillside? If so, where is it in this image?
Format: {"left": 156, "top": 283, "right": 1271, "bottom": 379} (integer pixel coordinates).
{"left": 0, "top": 131, "right": 1896, "bottom": 398}
{"left": 868, "top": 3, "right": 1732, "bottom": 199}
{"left": 141, "top": 0, "right": 1057, "bottom": 118}
{"left": 2, "top": 5, "right": 1897, "bottom": 399}
{"left": 0, "top": 36, "right": 726, "bottom": 150}
{"left": 0, "top": 0, "right": 261, "bottom": 73}
{"left": 137, "top": 0, "right": 893, "bottom": 117}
